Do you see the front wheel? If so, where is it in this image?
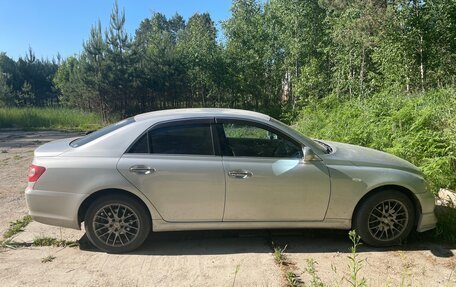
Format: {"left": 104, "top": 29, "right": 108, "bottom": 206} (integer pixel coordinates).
{"left": 354, "top": 190, "right": 415, "bottom": 247}
{"left": 84, "top": 194, "right": 151, "bottom": 253}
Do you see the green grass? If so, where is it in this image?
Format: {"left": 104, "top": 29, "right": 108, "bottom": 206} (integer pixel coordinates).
{"left": 295, "top": 88, "right": 456, "bottom": 194}
{"left": 305, "top": 258, "right": 325, "bottom": 287}
{"left": 294, "top": 88, "right": 456, "bottom": 244}
{"left": 285, "top": 271, "right": 301, "bottom": 287}
{"left": 1, "top": 228, "right": 79, "bottom": 249}
{"left": 0, "top": 107, "right": 104, "bottom": 131}
{"left": 272, "top": 243, "right": 287, "bottom": 265}
{"left": 32, "top": 236, "right": 79, "bottom": 247}
{"left": 347, "top": 230, "right": 367, "bottom": 287}
{"left": 2, "top": 215, "right": 32, "bottom": 239}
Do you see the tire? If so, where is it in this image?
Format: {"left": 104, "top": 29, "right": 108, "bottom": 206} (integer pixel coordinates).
{"left": 354, "top": 190, "right": 415, "bottom": 247}
{"left": 84, "top": 194, "right": 151, "bottom": 253}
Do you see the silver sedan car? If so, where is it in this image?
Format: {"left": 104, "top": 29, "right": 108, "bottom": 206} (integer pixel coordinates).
{"left": 25, "top": 109, "right": 437, "bottom": 253}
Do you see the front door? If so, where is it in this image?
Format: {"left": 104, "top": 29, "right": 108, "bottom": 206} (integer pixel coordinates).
{"left": 218, "top": 120, "right": 331, "bottom": 221}
{"left": 117, "top": 120, "right": 225, "bottom": 222}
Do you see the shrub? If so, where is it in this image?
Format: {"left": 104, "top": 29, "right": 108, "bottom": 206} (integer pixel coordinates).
{"left": 294, "top": 88, "right": 456, "bottom": 193}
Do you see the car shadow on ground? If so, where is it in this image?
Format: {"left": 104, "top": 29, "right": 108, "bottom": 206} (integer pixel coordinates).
{"left": 78, "top": 228, "right": 455, "bottom": 258}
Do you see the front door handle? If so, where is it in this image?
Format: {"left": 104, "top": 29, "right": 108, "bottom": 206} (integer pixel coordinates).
{"left": 228, "top": 169, "right": 253, "bottom": 179}
{"left": 129, "top": 165, "right": 156, "bottom": 175}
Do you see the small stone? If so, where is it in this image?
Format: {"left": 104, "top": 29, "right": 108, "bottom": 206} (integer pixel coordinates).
{"left": 437, "top": 188, "right": 456, "bottom": 207}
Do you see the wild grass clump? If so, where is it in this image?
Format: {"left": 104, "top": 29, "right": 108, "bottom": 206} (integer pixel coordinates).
{"left": 2, "top": 215, "right": 32, "bottom": 239}
{"left": 295, "top": 88, "right": 456, "bottom": 193}
{"left": 0, "top": 107, "right": 104, "bottom": 131}
{"left": 347, "top": 230, "right": 367, "bottom": 287}
{"left": 301, "top": 231, "right": 366, "bottom": 287}
{"left": 32, "top": 236, "right": 79, "bottom": 247}
{"left": 305, "top": 258, "right": 325, "bottom": 287}
{"left": 273, "top": 243, "right": 288, "bottom": 266}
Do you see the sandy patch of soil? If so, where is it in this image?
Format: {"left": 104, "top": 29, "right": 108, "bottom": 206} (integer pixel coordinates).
{"left": 0, "top": 130, "right": 82, "bottom": 235}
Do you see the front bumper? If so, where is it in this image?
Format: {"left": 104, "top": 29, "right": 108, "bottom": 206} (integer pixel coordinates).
{"left": 417, "top": 212, "right": 438, "bottom": 232}
{"left": 25, "top": 186, "right": 86, "bottom": 230}
{"left": 415, "top": 191, "right": 438, "bottom": 232}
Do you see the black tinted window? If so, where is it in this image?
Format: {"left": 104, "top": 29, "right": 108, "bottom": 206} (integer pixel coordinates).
{"left": 128, "top": 133, "right": 149, "bottom": 153}
{"left": 222, "top": 122, "right": 302, "bottom": 158}
{"left": 149, "top": 124, "right": 214, "bottom": 155}
{"left": 70, "top": 118, "right": 135, "bottom": 148}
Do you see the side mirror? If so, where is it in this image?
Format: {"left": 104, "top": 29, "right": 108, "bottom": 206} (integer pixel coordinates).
{"left": 302, "top": 147, "right": 319, "bottom": 162}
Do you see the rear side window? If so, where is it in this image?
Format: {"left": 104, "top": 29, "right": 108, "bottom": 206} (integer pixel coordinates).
{"left": 128, "top": 123, "right": 214, "bottom": 155}
{"left": 150, "top": 124, "right": 214, "bottom": 155}
{"left": 70, "top": 118, "right": 135, "bottom": 148}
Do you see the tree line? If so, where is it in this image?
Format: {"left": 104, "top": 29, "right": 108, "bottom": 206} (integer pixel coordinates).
{"left": 0, "top": 48, "right": 60, "bottom": 107}
{"left": 1, "top": 0, "right": 455, "bottom": 121}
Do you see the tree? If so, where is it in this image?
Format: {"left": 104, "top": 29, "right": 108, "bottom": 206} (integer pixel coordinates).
{"left": 223, "top": 0, "right": 268, "bottom": 111}
{"left": 82, "top": 20, "right": 109, "bottom": 121}
{"left": 54, "top": 56, "right": 95, "bottom": 110}
{"left": 105, "top": 0, "right": 134, "bottom": 116}
{"left": 0, "top": 68, "right": 12, "bottom": 106}
{"left": 0, "top": 50, "right": 58, "bottom": 107}
{"left": 323, "top": 0, "right": 387, "bottom": 98}
{"left": 3, "top": 0, "right": 456, "bottom": 124}
{"left": 16, "top": 81, "right": 34, "bottom": 106}
{"left": 0, "top": 53, "right": 15, "bottom": 106}
{"left": 266, "top": 0, "right": 329, "bottom": 108}
{"left": 177, "top": 13, "right": 222, "bottom": 107}
{"left": 133, "top": 12, "right": 188, "bottom": 110}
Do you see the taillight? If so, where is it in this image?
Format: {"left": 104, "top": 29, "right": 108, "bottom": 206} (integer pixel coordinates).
{"left": 28, "top": 165, "right": 46, "bottom": 182}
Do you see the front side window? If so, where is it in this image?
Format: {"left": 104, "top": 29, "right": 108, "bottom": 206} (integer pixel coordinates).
{"left": 149, "top": 124, "right": 214, "bottom": 155}
{"left": 221, "top": 122, "right": 302, "bottom": 158}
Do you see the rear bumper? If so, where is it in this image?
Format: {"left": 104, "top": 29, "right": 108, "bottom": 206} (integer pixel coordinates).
{"left": 25, "top": 187, "right": 85, "bottom": 230}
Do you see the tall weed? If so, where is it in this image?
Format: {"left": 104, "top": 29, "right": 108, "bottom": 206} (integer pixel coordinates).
{"left": 295, "top": 88, "right": 456, "bottom": 193}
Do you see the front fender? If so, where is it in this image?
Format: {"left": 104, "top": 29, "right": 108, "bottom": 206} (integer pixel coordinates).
{"left": 325, "top": 165, "right": 428, "bottom": 220}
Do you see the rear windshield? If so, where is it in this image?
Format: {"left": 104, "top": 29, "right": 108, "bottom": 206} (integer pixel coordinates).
{"left": 70, "top": 117, "right": 135, "bottom": 148}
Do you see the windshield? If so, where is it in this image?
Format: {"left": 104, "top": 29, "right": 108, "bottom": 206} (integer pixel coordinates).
{"left": 270, "top": 118, "right": 329, "bottom": 154}
{"left": 70, "top": 117, "right": 135, "bottom": 148}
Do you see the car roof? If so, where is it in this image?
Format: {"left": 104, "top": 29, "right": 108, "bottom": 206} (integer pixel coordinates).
{"left": 134, "top": 108, "right": 271, "bottom": 122}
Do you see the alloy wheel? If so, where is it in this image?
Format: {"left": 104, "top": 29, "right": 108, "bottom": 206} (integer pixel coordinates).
{"left": 367, "top": 199, "right": 409, "bottom": 242}
{"left": 92, "top": 204, "right": 140, "bottom": 247}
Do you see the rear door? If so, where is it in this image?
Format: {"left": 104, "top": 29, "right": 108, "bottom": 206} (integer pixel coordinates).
{"left": 117, "top": 119, "right": 226, "bottom": 222}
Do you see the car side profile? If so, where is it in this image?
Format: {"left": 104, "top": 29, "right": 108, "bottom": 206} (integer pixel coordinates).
{"left": 25, "top": 108, "right": 437, "bottom": 253}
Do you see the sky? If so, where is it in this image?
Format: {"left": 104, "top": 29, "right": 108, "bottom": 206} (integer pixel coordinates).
{"left": 0, "top": 0, "right": 233, "bottom": 60}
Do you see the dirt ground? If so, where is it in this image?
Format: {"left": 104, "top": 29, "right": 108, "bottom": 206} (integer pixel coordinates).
{"left": 0, "top": 130, "right": 455, "bottom": 287}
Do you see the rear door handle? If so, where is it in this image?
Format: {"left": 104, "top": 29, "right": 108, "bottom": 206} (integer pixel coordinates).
{"left": 228, "top": 169, "right": 253, "bottom": 179}
{"left": 129, "top": 165, "right": 156, "bottom": 175}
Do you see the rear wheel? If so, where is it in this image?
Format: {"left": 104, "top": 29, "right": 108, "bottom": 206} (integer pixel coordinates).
{"left": 84, "top": 194, "right": 151, "bottom": 253}
{"left": 354, "top": 190, "right": 415, "bottom": 246}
